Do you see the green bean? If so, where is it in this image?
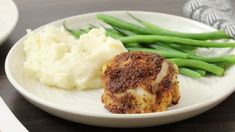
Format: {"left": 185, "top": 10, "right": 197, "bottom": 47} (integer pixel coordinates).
{"left": 168, "top": 44, "right": 196, "bottom": 55}
{"left": 153, "top": 43, "right": 196, "bottom": 55}
{"left": 106, "top": 28, "right": 140, "bottom": 47}
{"left": 149, "top": 44, "right": 189, "bottom": 56}
{"left": 192, "top": 69, "right": 207, "bottom": 76}
{"left": 64, "top": 22, "right": 124, "bottom": 39}
{"left": 169, "top": 44, "right": 196, "bottom": 50}
{"left": 125, "top": 43, "right": 143, "bottom": 48}
{"left": 214, "top": 63, "right": 233, "bottom": 69}
{"left": 104, "top": 28, "right": 141, "bottom": 47}
{"left": 127, "top": 12, "right": 231, "bottom": 40}
{"left": 119, "top": 35, "right": 235, "bottom": 48}
{"left": 105, "top": 29, "right": 124, "bottom": 38}
{"left": 154, "top": 43, "right": 195, "bottom": 55}
{"left": 127, "top": 47, "right": 189, "bottom": 58}
{"left": 105, "top": 28, "right": 117, "bottom": 33}
{"left": 151, "top": 45, "right": 235, "bottom": 64}
{"left": 149, "top": 44, "right": 197, "bottom": 58}
{"left": 97, "top": 14, "right": 231, "bottom": 40}
{"left": 99, "top": 24, "right": 126, "bottom": 38}
{"left": 97, "top": 14, "right": 153, "bottom": 34}
{"left": 149, "top": 44, "right": 174, "bottom": 51}
{"left": 63, "top": 22, "right": 82, "bottom": 38}
{"left": 129, "top": 44, "right": 235, "bottom": 63}
{"left": 189, "top": 55, "right": 235, "bottom": 63}
{"left": 150, "top": 44, "right": 235, "bottom": 63}
{"left": 169, "top": 58, "right": 224, "bottom": 76}
{"left": 179, "top": 68, "right": 202, "bottom": 78}
{"left": 157, "top": 43, "right": 177, "bottom": 50}
{"left": 175, "top": 48, "right": 196, "bottom": 55}
{"left": 112, "top": 27, "right": 136, "bottom": 36}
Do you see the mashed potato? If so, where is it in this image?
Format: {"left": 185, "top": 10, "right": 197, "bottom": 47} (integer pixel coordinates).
{"left": 24, "top": 26, "right": 127, "bottom": 89}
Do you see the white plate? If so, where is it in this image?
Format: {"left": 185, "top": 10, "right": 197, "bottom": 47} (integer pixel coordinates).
{"left": 5, "top": 11, "right": 235, "bottom": 127}
{"left": 0, "top": 0, "right": 18, "bottom": 45}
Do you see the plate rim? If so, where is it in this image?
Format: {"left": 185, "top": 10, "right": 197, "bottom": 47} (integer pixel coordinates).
{"left": 5, "top": 10, "right": 235, "bottom": 119}
{"left": 0, "top": 0, "right": 19, "bottom": 44}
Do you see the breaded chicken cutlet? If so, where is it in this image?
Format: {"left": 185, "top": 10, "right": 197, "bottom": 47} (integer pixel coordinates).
{"left": 101, "top": 51, "right": 180, "bottom": 114}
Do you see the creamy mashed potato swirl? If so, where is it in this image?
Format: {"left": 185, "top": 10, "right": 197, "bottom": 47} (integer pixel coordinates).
{"left": 24, "top": 26, "right": 127, "bottom": 89}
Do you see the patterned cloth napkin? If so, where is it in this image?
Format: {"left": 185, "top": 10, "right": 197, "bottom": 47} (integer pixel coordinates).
{"left": 183, "top": 0, "right": 235, "bottom": 39}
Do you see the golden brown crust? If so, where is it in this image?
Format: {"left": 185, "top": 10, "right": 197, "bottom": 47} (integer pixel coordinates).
{"left": 101, "top": 51, "right": 180, "bottom": 114}
{"left": 171, "top": 81, "right": 180, "bottom": 104}
{"left": 102, "top": 92, "right": 139, "bottom": 113}
{"left": 102, "top": 51, "right": 165, "bottom": 94}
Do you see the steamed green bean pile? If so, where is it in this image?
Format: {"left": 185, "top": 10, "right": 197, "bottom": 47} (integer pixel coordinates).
{"left": 64, "top": 13, "right": 235, "bottom": 78}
